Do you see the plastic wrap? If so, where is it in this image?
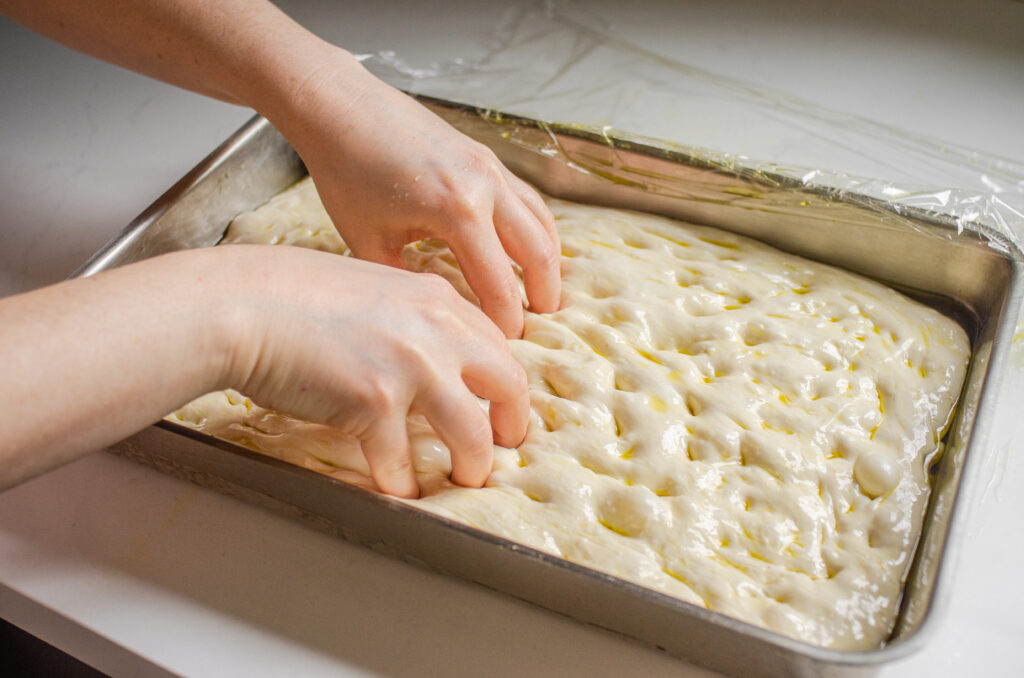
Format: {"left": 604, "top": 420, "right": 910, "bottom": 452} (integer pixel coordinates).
{"left": 356, "top": 0, "right": 1024, "bottom": 256}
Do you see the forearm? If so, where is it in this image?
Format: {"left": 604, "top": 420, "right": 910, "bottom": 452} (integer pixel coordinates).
{"left": 0, "top": 0, "right": 547, "bottom": 496}
{"left": 2, "top": 0, "right": 560, "bottom": 339}
{"left": 0, "top": 0, "right": 354, "bottom": 114}
{"left": 0, "top": 249, "right": 235, "bottom": 488}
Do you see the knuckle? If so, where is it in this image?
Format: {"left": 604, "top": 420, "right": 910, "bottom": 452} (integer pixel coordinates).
{"left": 359, "top": 374, "right": 403, "bottom": 415}
{"left": 438, "top": 152, "right": 503, "bottom": 221}
{"left": 480, "top": 316, "right": 510, "bottom": 346}
{"left": 438, "top": 184, "right": 488, "bottom": 223}
{"left": 419, "top": 303, "right": 450, "bottom": 330}
{"left": 416, "top": 276, "right": 462, "bottom": 319}
{"left": 475, "top": 153, "right": 504, "bottom": 183}
{"left": 421, "top": 272, "right": 456, "bottom": 297}
{"left": 464, "top": 141, "right": 499, "bottom": 169}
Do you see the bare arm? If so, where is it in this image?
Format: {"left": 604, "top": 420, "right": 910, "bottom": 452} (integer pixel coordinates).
{"left": 0, "top": 248, "right": 230, "bottom": 488}
{"left": 1, "top": 0, "right": 561, "bottom": 337}
{"left": 0, "top": 246, "right": 529, "bottom": 497}
{"left": 0, "top": 0, "right": 321, "bottom": 107}
{"left": 0, "top": 0, "right": 552, "bottom": 494}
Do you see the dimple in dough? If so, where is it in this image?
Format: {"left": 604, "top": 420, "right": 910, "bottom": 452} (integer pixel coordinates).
{"left": 171, "top": 177, "right": 970, "bottom": 651}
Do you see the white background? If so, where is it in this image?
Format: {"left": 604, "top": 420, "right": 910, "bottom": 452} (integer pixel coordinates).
{"left": 1, "top": 1, "right": 1022, "bottom": 676}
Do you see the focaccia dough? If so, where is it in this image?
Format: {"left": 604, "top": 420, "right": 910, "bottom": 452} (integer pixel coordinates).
{"left": 171, "top": 177, "right": 969, "bottom": 650}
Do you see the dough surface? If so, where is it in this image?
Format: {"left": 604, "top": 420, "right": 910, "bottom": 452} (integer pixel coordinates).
{"left": 171, "top": 177, "right": 969, "bottom": 650}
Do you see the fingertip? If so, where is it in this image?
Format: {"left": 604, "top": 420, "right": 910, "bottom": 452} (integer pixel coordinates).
{"left": 526, "top": 279, "right": 562, "bottom": 316}
{"left": 450, "top": 461, "right": 491, "bottom": 489}
{"left": 373, "top": 466, "right": 420, "bottom": 499}
{"left": 448, "top": 423, "right": 494, "bottom": 488}
{"left": 447, "top": 415, "right": 494, "bottom": 488}
{"left": 523, "top": 249, "right": 562, "bottom": 316}
{"left": 492, "top": 187, "right": 562, "bottom": 318}
{"left": 381, "top": 478, "right": 421, "bottom": 500}
{"left": 491, "top": 406, "right": 528, "bottom": 449}
{"left": 499, "top": 309, "right": 525, "bottom": 340}
{"left": 490, "top": 384, "right": 529, "bottom": 448}
{"left": 362, "top": 424, "right": 420, "bottom": 499}
{"left": 418, "top": 381, "right": 497, "bottom": 490}
{"left": 488, "top": 366, "right": 530, "bottom": 449}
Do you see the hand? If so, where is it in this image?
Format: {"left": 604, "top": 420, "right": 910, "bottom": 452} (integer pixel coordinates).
{"left": 218, "top": 245, "right": 530, "bottom": 498}
{"left": 0, "top": 0, "right": 541, "bottom": 493}
{"left": 267, "top": 51, "right": 562, "bottom": 339}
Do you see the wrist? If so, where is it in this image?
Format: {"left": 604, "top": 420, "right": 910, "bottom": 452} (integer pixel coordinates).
{"left": 177, "top": 246, "right": 260, "bottom": 396}
{"left": 247, "top": 41, "right": 376, "bottom": 163}
{"left": 245, "top": 36, "right": 362, "bottom": 123}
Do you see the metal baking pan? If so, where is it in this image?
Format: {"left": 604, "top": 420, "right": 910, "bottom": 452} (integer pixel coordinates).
{"left": 74, "top": 98, "right": 1023, "bottom": 678}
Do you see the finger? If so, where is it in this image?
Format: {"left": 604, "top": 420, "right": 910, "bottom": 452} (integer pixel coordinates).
{"left": 410, "top": 278, "right": 529, "bottom": 450}
{"left": 463, "top": 353, "right": 530, "bottom": 449}
{"left": 504, "top": 170, "right": 559, "bottom": 248}
{"left": 372, "top": 246, "right": 408, "bottom": 271}
{"left": 426, "top": 293, "right": 530, "bottom": 449}
{"left": 419, "top": 384, "right": 495, "bottom": 488}
{"left": 340, "top": 232, "right": 408, "bottom": 271}
{"left": 436, "top": 301, "right": 530, "bottom": 448}
{"left": 447, "top": 220, "right": 525, "bottom": 339}
{"left": 360, "top": 417, "right": 419, "bottom": 499}
{"left": 493, "top": 188, "right": 562, "bottom": 315}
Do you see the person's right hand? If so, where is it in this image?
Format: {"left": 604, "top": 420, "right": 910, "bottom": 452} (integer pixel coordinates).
{"left": 215, "top": 244, "right": 530, "bottom": 498}
{"left": 259, "top": 47, "right": 562, "bottom": 341}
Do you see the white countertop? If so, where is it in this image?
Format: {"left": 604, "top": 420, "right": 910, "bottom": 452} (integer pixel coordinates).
{"left": 2, "top": 1, "right": 1023, "bottom": 676}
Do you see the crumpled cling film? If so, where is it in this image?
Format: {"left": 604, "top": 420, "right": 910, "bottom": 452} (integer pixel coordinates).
{"left": 355, "top": 0, "right": 1024, "bottom": 258}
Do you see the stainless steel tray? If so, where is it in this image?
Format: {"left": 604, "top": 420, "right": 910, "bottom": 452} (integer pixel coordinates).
{"left": 74, "top": 99, "right": 1023, "bottom": 678}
